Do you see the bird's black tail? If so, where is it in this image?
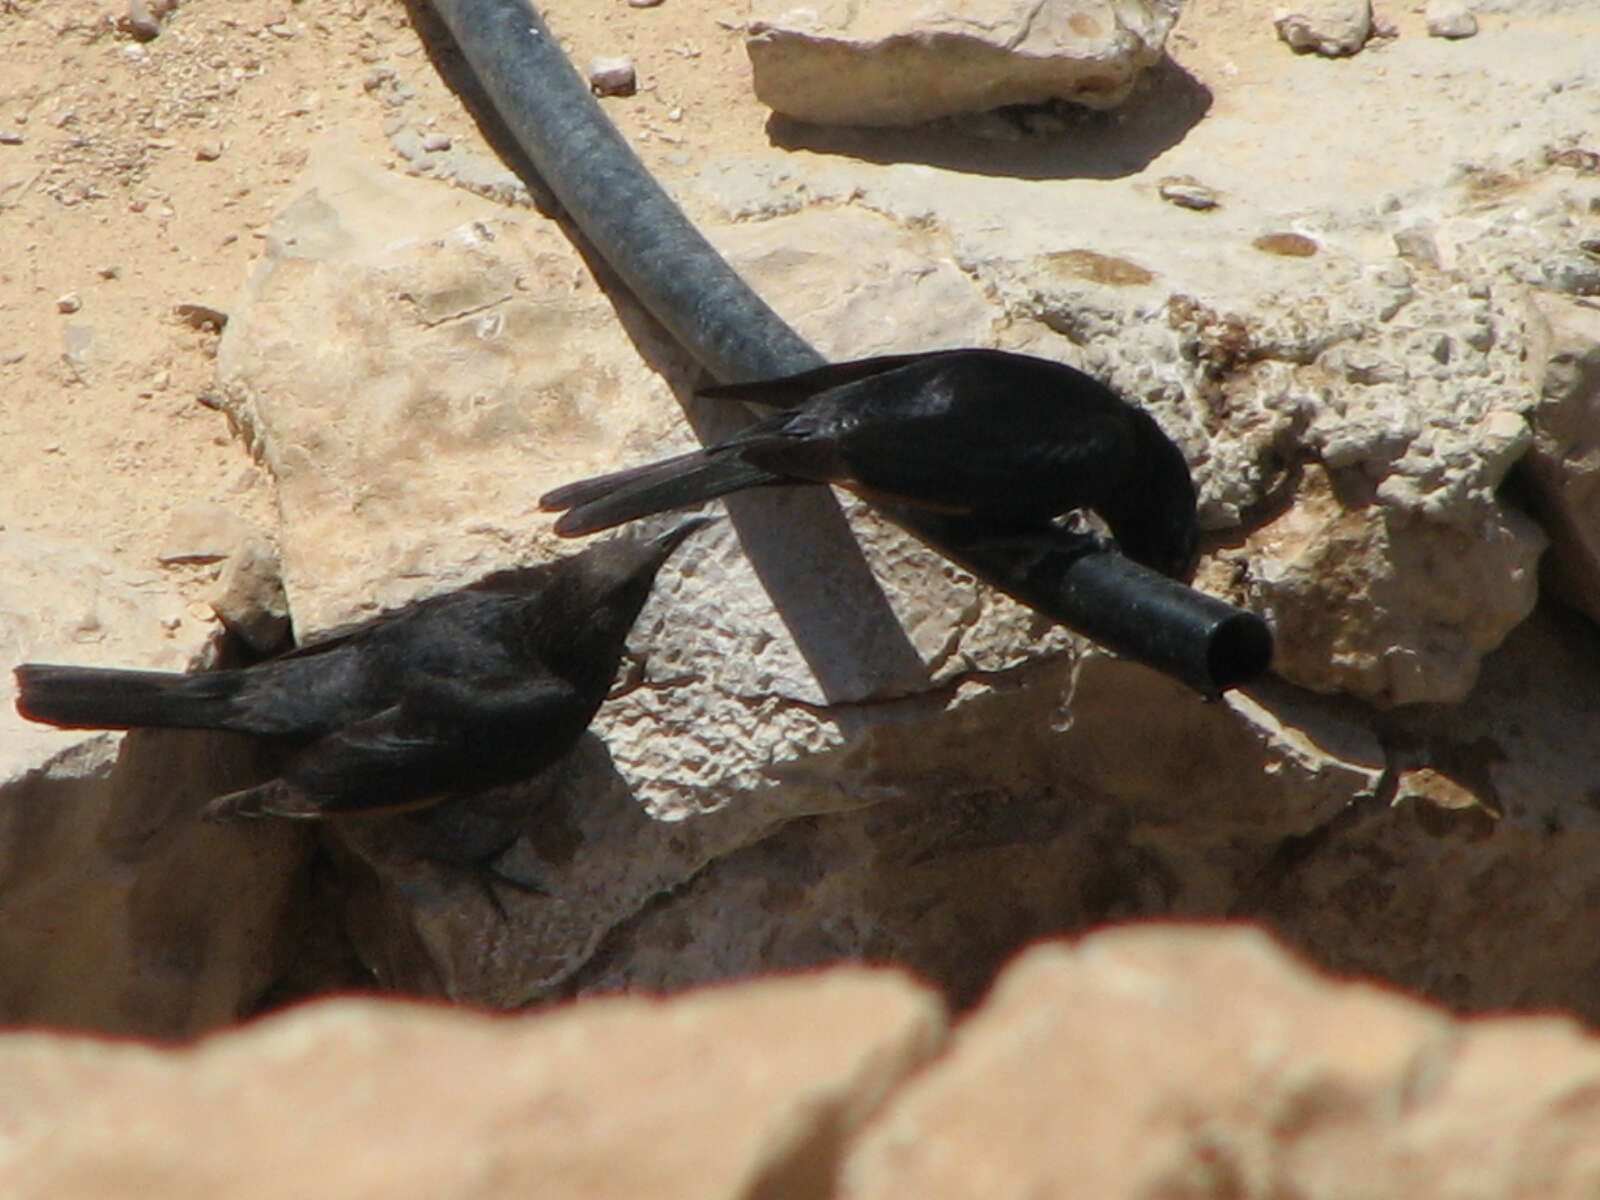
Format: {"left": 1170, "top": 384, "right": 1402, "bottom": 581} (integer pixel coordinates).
{"left": 541, "top": 452, "right": 784, "bottom": 537}
{"left": 14, "top": 664, "right": 248, "bottom": 732}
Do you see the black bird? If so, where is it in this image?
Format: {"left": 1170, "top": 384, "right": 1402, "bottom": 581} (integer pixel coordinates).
{"left": 14, "top": 520, "right": 710, "bottom": 821}
{"left": 540, "top": 349, "right": 1199, "bottom": 580}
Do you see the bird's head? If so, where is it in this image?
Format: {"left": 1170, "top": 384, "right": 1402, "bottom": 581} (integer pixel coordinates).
{"left": 559, "top": 516, "right": 717, "bottom": 652}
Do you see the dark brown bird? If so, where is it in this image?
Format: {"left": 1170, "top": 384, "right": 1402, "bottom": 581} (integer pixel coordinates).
{"left": 14, "top": 520, "right": 710, "bottom": 821}
{"left": 540, "top": 349, "right": 1199, "bottom": 580}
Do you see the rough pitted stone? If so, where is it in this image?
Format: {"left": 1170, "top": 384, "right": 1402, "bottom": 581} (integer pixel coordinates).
{"left": 0, "top": 969, "right": 943, "bottom": 1199}
{"left": 219, "top": 35, "right": 1600, "bottom": 1005}
{"left": 215, "top": 142, "right": 687, "bottom": 637}
{"left": 1523, "top": 293, "right": 1600, "bottom": 625}
{"left": 745, "top": 0, "right": 1182, "bottom": 125}
{"left": 1246, "top": 605, "right": 1600, "bottom": 1018}
{"left": 1243, "top": 463, "right": 1543, "bottom": 705}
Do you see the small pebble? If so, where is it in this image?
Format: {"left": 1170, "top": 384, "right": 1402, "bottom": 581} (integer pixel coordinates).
{"left": 1393, "top": 224, "right": 1441, "bottom": 267}
{"left": 98, "top": 265, "right": 122, "bottom": 279}
{"left": 195, "top": 140, "right": 223, "bottom": 161}
{"left": 122, "top": 0, "right": 163, "bottom": 41}
{"left": 0, "top": 130, "right": 22, "bottom": 145}
{"left": 1159, "top": 176, "right": 1220, "bottom": 211}
{"left": 56, "top": 293, "right": 82, "bottom": 314}
{"left": 1273, "top": 0, "right": 1371, "bottom": 57}
{"left": 1253, "top": 232, "right": 1319, "bottom": 258}
{"left": 588, "top": 56, "right": 637, "bottom": 97}
{"left": 421, "top": 130, "right": 452, "bottom": 152}
{"left": 174, "top": 302, "right": 228, "bottom": 331}
{"left": 629, "top": 0, "right": 664, "bottom": 6}
{"left": 1425, "top": 0, "right": 1478, "bottom": 38}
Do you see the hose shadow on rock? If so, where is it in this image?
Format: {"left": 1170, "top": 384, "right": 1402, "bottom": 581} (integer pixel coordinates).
{"left": 768, "top": 57, "right": 1212, "bottom": 181}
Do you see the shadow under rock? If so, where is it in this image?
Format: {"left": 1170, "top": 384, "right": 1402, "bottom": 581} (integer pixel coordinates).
{"left": 768, "top": 56, "right": 1212, "bottom": 181}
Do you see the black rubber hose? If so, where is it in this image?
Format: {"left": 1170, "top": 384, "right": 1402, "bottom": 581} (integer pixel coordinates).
{"left": 425, "top": 0, "right": 1271, "bottom": 697}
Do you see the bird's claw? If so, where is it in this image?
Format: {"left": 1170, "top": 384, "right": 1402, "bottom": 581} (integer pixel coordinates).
{"left": 423, "top": 836, "right": 550, "bottom": 919}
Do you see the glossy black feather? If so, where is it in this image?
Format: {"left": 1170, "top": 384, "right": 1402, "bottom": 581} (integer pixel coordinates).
{"left": 14, "top": 520, "right": 710, "bottom": 819}
{"left": 541, "top": 350, "right": 1198, "bottom": 578}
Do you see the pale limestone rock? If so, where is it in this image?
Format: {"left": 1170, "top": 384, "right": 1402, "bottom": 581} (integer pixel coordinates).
{"left": 1426, "top": 0, "right": 1479, "bottom": 37}
{"left": 1274, "top": 0, "right": 1373, "bottom": 55}
{"left": 745, "top": 0, "right": 1182, "bottom": 125}
{"left": 1522, "top": 294, "right": 1600, "bottom": 625}
{"left": 1243, "top": 463, "right": 1543, "bottom": 705}
{"left": 0, "top": 536, "right": 305, "bottom": 1038}
{"left": 965, "top": 228, "right": 1547, "bottom": 705}
{"left": 216, "top": 138, "right": 686, "bottom": 637}
{"left": 0, "top": 969, "right": 943, "bottom": 1199}
{"left": 586, "top": 56, "right": 637, "bottom": 97}
{"left": 155, "top": 500, "right": 257, "bottom": 564}
{"left": 841, "top": 926, "right": 1600, "bottom": 1197}
{"left": 209, "top": 535, "right": 290, "bottom": 654}
{"left": 570, "top": 660, "right": 1383, "bottom": 1008}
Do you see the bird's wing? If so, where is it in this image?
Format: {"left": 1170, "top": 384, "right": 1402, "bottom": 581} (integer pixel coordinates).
{"left": 697, "top": 352, "right": 955, "bottom": 410}
{"left": 836, "top": 402, "right": 1136, "bottom": 512}
{"left": 269, "top": 670, "right": 583, "bottom": 816}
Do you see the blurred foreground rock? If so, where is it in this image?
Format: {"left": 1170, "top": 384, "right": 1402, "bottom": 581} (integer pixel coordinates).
{"left": 745, "top": 0, "right": 1182, "bottom": 125}
{"left": 0, "top": 966, "right": 942, "bottom": 1199}
{"left": 841, "top": 927, "right": 1600, "bottom": 1197}
{"left": 8, "top": 927, "right": 1600, "bottom": 1198}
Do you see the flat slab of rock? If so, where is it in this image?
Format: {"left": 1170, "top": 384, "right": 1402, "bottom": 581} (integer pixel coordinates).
{"left": 746, "top": 0, "right": 1181, "bottom": 125}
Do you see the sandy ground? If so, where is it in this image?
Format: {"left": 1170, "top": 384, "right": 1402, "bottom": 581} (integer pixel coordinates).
{"left": 0, "top": 0, "right": 791, "bottom": 644}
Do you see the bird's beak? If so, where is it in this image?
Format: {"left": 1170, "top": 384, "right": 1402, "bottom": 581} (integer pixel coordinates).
{"left": 649, "top": 515, "right": 718, "bottom": 557}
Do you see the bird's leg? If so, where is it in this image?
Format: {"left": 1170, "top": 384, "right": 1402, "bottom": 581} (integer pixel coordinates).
{"left": 934, "top": 517, "right": 1109, "bottom": 582}
{"left": 420, "top": 822, "right": 549, "bottom": 919}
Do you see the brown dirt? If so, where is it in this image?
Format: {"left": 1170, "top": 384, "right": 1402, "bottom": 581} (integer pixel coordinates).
{"left": 0, "top": 0, "right": 777, "bottom": 633}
